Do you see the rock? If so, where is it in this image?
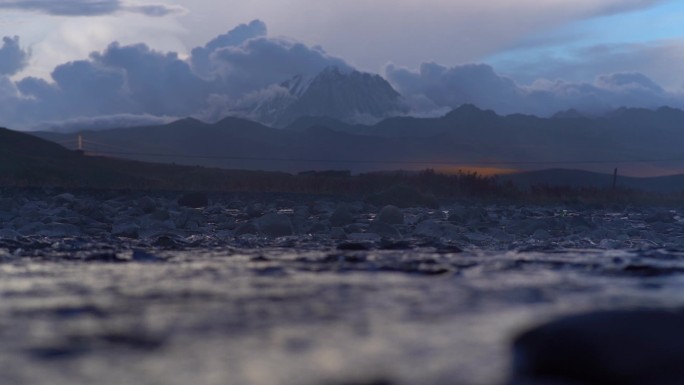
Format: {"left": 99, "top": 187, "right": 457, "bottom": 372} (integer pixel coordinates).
{"left": 531, "top": 229, "right": 551, "bottom": 240}
{"left": 173, "top": 209, "right": 206, "bottom": 230}
{"left": 54, "top": 193, "right": 76, "bottom": 205}
{"left": 376, "top": 205, "right": 404, "bottom": 225}
{"left": 368, "top": 222, "right": 403, "bottom": 239}
{"left": 330, "top": 204, "right": 354, "bottom": 227}
{"left": 137, "top": 196, "right": 157, "bottom": 214}
{"left": 112, "top": 223, "right": 140, "bottom": 239}
{"left": 330, "top": 227, "right": 347, "bottom": 240}
{"left": 413, "top": 220, "right": 443, "bottom": 238}
{"left": 510, "top": 310, "right": 684, "bottom": 385}
{"left": 131, "top": 249, "right": 164, "bottom": 262}
{"left": 36, "top": 223, "right": 81, "bottom": 237}
{"left": 178, "top": 192, "right": 209, "bottom": 208}
{"left": 0, "top": 228, "right": 20, "bottom": 240}
{"left": 257, "top": 213, "right": 294, "bottom": 238}
{"left": 366, "top": 185, "right": 439, "bottom": 209}
{"left": 448, "top": 206, "right": 487, "bottom": 225}
{"left": 347, "top": 233, "right": 381, "bottom": 242}
{"left": 235, "top": 221, "right": 259, "bottom": 236}
{"left": 307, "top": 221, "right": 330, "bottom": 235}
{"left": 644, "top": 210, "right": 676, "bottom": 224}
{"left": 246, "top": 203, "right": 265, "bottom": 218}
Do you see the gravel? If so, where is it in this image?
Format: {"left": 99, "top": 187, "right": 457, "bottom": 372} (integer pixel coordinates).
{"left": 2, "top": 188, "right": 684, "bottom": 385}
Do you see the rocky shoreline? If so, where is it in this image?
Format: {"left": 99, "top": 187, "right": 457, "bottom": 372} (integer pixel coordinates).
{"left": 1, "top": 188, "right": 683, "bottom": 258}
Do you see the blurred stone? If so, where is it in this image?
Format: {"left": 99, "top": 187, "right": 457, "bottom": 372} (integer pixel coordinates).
{"left": 112, "top": 223, "right": 140, "bottom": 239}
{"left": 178, "top": 192, "right": 209, "bottom": 208}
{"left": 330, "top": 204, "right": 354, "bottom": 227}
{"left": 376, "top": 205, "right": 404, "bottom": 225}
{"left": 510, "top": 310, "right": 684, "bottom": 385}
{"left": 257, "top": 213, "right": 294, "bottom": 238}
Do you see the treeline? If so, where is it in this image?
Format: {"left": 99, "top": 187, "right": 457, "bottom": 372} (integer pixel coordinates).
{"left": 2, "top": 159, "right": 684, "bottom": 205}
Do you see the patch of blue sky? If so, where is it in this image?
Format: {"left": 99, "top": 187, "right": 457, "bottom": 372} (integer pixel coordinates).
{"left": 486, "top": 1, "right": 684, "bottom": 83}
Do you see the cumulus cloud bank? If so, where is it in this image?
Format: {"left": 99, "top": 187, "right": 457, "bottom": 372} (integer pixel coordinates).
{"left": 385, "top": 62, "right": 683, "bottom": 117}
{"left": 0, "top": 0, "right": 185, "bottom": 17}
{"left": 0, "top": 19, "right": 682, "bottom": 130}
{"left": 0, "top": 36, "right": 29, "bottom": 76}
{"left": 1, "top": 20, "right": 351, "bottom": 129}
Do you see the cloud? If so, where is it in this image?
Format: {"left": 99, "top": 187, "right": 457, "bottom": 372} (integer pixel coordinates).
{"left": 385, "top": 63, "right": 526, "bottom": 115}
{"left": 499, "top": 40, "right": 684, "bottom": 92}
{"left": 209, "top": 36, "right": 352, "bottom": 96}
{"left": 0, "top": 0, "right": 185, "bottom": 17}
{"left": 190, "top": 19, "right": 268, "bottom": 77}
{"left": 196, "top": 0, "right": 667, "bottom": 72}
{"left": 4, "top": 20, "right": 350, "bottom": 128}
{"left": 33, "top": 113, "right": 178, "bottom": 133}
{"left": 16, "top": 41, "right": 212, "bottom": 123}
{"left": 386, "top": 62, "right": 683, "bottom": 117}
{"left": 0, "top": 36, "right": 29, "bottom": 76}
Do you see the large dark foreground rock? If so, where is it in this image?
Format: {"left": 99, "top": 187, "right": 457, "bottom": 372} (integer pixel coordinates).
{"left": 509, "top": 309, "right": 684, "bottom": 385}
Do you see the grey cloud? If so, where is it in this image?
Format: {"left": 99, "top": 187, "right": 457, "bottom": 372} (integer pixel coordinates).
{"left": 91, "top": 42, "right": 212, "bottom": 115}
{"left": 499, "top": 41, "right": 684, "bottom": 90}
{"left": 386, "top": 63, "right": 525, "bottom": 115}
{"left": 0, "top": 36, "right": 29, "bottom": 76}
{"left": 191, "top": 20, "right": 267, "bottom": 77}
{"left": 34, "top": 113, "right": 178, "bottom": 133}
{"left": 0, "top": 0, "right": 184, "bottom": 17}
{"left": 386, "top": 62, "right": 683, "bottom": 117}
{"left": 8, "top": 20, "right": 349, "bottom": 128}
{"left": 16, "top": 41, "right": 211, "bottom": 125}
{"left": 210, "top": 36, "right": 352, "bottom": 96}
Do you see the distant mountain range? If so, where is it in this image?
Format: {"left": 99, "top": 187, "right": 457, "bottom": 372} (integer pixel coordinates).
{"left": 31, "top": 104, "right": 684, "bottom": 177}
{"left": 232, "top": 66, "right": 409, "bottom": 126}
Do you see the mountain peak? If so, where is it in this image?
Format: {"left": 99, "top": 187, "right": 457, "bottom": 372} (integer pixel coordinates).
{"left": 237, "top": 67, "right": 409, "bottom": 127}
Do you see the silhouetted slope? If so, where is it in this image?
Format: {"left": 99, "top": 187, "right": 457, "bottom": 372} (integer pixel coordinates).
{"left": 1, "top": 127, "right": 294, "bottom": 190}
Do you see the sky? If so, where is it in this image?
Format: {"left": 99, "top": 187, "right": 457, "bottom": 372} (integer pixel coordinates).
{"left": 0, "top": 0, "right": 683, "bottom": 129}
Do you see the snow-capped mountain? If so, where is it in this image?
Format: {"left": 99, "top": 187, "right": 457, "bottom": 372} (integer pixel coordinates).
{"left": 234, "top": 67, "right": 409, "bottom": 127}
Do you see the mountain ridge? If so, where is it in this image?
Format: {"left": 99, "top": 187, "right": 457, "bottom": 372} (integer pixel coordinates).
{"left": 31, "top": 104, "right": 684, "bottom": 177}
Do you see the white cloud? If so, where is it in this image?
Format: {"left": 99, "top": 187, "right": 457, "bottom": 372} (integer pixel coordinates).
{"left": 0, "top": 0, "right": 186, "bottom": 17}
{"left": 385, "top": 62, "right": 684, "bottom": 117}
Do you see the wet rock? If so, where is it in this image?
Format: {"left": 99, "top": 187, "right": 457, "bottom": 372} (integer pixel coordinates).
{"left": 644, "top": 210, "right": 676, "bottom": 224}
{"left": 137, "top": 196, "right": 157, "bottom": 213}
{"left": 368, "top": 222, "right": 403, "bottom": 239}
{"left": 54, "top": 193, "right": 76, "bottom": 205}
{"left": 257, "top": 213, "right": 294, "bottom": 237}
{"left": 376, "top": 205, "right": 404, "bottom": 225}
{"left": 448, "top": 206, "right": 487, "bottom": 225}
{"left": 510, "top": 309, "right": 684, "bottom": 385}
{"left": 531, "top": 229, "right": 551, "bottom": 241}
{"left": 112, "top": 223, "right": 140, "bottom": 239}
{"left": 330, "top": 204, "right": 354, "bottom": 227}
{"left": 178, "top": 192, "right": 209, "bottom": 208}
{"left": 330, "top": 227, "right": 347, "bottom": 240}
{"left": 235, "top": 221, "right": 259, "bottom": 236}
{"left": 36, "top": 223, "right": 81, "bottom": 237}
{"left": 246, "top": 203, "right": 265, "bottom": 218}
{"left": 413, "top": 219, "right": 443, "bottom": 238}
{"left": 131, "top": 249, "right": 165, "bottom": 262}
{"left": 0, "top": 228, "right": 20, "bottom": 240}
{"left": 366, "top": 185, "right": 439, "bottom": 209}
{"left": 173, "top": 209, "right": 206, "bottom": 230}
